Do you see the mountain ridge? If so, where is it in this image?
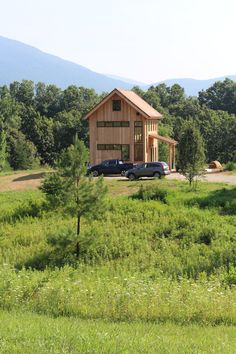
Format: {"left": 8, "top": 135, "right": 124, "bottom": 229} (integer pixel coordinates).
{"left": 0, "top": 36, "right": 235, "bottom": 95}
{"left": 0, "top": 36, "right": 132, "bottom": 92}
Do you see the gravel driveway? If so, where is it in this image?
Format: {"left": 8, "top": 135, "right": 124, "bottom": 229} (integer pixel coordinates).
{"left": 166, "top": 172, "right": 236, "bottom": 184}
{"left": 0, "top": 171, "right": 236, "bottom": 193}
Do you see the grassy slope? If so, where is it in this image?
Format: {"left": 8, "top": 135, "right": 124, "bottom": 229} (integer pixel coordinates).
{"left": 0, "top": 178, "right": 236, "bottom": 352}
{"left": 0, "top": 311, "right": 235, "bottom": 354}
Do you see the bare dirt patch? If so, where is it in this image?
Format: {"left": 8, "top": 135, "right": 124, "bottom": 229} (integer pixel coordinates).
{"left": 0, "top": 171, "right": 45, "bottom": 192}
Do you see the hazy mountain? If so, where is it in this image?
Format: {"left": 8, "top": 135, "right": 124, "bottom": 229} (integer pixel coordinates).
{"left": 147, "top": 76, "right": 236, "bottom": 96}
{"left": 0, "top": 36, "right": 235, "bottom": 96}
{"left": 106, "top": 74, "right": 148, "bottom": 87}
{"left": 0, "top": 36, "right": 133, "bottom": 92}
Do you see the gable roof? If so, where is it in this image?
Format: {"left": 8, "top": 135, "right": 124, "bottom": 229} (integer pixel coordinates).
{"left": 84, "top": 88, "right": 162, "bottom": 120}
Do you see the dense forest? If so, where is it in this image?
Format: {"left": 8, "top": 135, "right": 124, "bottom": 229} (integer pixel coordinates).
{"left": 0, "top": 78, "right": 236, "bottom": 170}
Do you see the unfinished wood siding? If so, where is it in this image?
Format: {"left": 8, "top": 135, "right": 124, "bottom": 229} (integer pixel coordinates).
{"left": 89, "top": 94, "right": 146, "bottom": 164}
{"left": 144, "top": 119, "right": 159, "bottom": 162}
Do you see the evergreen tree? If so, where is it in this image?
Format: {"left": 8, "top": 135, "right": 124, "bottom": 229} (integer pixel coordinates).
{"left": 41, "top": 138, "right": 107, "bottom": 258}
{"left": 177, "top": 120, "right": 205, "bottom": 187}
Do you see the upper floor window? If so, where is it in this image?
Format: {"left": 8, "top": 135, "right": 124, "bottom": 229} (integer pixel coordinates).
{"left": 134, "top": 121, "right": 143, "bottom": 143}
{"left": 112, "top": 100, "right": 121, "bottom": 111}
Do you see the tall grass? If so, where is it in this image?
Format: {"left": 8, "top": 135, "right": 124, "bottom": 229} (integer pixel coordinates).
{"left": 0, "top": 264, "right": 236, "bottom": 325}
{"left": 0, "top": 180, "right": 236, "bottom": 325}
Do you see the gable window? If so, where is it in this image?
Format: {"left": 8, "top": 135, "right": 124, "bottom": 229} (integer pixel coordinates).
{"left": 112, "top": 100, "right": 121, "bottom": 111}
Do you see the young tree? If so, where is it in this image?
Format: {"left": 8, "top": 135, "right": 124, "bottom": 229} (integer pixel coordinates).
{"left": 41, "top": 138, "right": 107, "bottom": 258}
{"left": 177, "top": 120, "right": 205, "bottom": 188}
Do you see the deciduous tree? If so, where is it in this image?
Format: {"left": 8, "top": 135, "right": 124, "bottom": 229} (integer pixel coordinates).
{"left": 0, "top": 130, "right": 7, "bottom": 171}
{"left": 177, "top": 120, "right": 205, "bottom": 187}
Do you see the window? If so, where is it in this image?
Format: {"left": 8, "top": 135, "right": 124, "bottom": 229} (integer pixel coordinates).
{"left": 107, "top": 160, "right": 117, "bottom": 167}
{"left": 97, "top": 121, "right": 105, "bottom": 127}
{"left": 134, "top": 121, "right": 143, "bottom": 143}
{"left": 102, "top": 160, "right": 109, "bottom": 166}
{"left": 97, "top": 144, "right": 130, "bottom": 159}
{"left": 112, "top": 100, "right": 121, "bottom": 111}
{"left": 106, "top": 144, "right": 114, "bottom": 150}
{"left": 96, "top": 121, "right": 130, "bottom": 128}
{"left": 113, "top": 121, "right": 121, "bottom": 127}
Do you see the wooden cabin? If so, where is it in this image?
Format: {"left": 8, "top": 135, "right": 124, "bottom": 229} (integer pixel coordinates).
{"left": 85, "top": 88, "right": 177, "bottom": 168}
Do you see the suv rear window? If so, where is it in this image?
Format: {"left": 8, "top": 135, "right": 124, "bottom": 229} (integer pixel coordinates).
{"left": 149, "top": 163, "right": 160, "bottom": 167}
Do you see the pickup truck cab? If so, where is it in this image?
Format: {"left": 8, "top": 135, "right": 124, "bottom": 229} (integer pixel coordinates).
{"left": 87, "top": 159, "right": 134, "bottom": 177}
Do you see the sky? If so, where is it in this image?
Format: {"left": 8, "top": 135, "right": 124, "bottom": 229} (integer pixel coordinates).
{"left": 0, "top": 0, "right": 236, "bottom": 84}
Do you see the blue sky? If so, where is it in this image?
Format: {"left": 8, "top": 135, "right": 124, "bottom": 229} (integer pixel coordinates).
{"left": 0, "top": 0, "right": 235, "bottom": 83}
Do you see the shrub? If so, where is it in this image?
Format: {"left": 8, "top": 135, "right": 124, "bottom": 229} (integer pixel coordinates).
{"left": 225, "top": 161, "right": 236, "bottom": 171}
{"left": 134, "top": 184, "right": 168, "bottom": 203}
{"left": 222, "top": 267, "right": 236, "bottom": 287}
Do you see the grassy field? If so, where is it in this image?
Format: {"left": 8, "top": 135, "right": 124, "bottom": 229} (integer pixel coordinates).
{"left": 1, "top": 311, "right": 236, "bottom": 354}
{"left": 0, "top": 177, "right": 236, "bottom": 352}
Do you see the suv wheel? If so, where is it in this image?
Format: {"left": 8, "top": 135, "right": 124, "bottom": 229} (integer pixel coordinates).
{"left": 128, "top": 173, "right": 136, "bottom": 181}
{"left": 153, "top": 172, "right": 161, "bottom": 179}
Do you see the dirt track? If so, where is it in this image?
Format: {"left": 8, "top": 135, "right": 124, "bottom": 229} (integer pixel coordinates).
{"left": 0, "top": 171, "right": 236, "bottom": 193}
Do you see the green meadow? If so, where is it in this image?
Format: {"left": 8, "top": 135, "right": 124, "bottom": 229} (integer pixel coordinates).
{"left": 0, "top": 178, "right": 236, "bottom": 352}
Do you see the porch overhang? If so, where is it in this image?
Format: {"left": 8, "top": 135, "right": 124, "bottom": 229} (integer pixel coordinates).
{"left": 148, "top": 133, "right": 178, "bottom": 145}
{"left": 148, "top": 133, "right": 177, "bottom": 170}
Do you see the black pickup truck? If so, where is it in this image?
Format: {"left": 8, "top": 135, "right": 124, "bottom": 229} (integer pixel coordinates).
{"left": 87, "top": 159, "right": 134, "bottom": 176}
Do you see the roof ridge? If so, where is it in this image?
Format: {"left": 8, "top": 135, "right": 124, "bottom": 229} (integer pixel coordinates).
{"left": 84, "top": 88, "right": 162, "bottom": 119}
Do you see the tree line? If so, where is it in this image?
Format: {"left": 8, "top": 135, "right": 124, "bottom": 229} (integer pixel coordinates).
{"left": 0, "top": 78, "right": 236, "bottom": 171}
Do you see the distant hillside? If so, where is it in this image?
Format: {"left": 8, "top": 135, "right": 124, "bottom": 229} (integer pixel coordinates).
{"left": 146, "top": 76, "right": 236, "bottom": 96}
{"left": 0, "top": 36, "right": 235, "bottom": 95}
{"left": 106, "top": 74, "right": 147, "bottom": 87}
{"left": 0, "top": 36, "right": 132, "bottom": 92}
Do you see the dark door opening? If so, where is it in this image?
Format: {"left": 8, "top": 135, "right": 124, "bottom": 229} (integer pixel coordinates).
{"left": 121, "top": 145, "right": 130, "bottom": 161}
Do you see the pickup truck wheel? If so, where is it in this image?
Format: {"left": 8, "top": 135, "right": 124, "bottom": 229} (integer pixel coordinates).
{"left": 121, "top": 170, "right": 126, "bottom": 176}
{"left": 153, "top": 172, "right": 161, "bottom": 179}
{"left": 128, "top": 173, "right": 136, "bottom": 181}
{"left": 92, "top": 170, "right": 99, "bottom": 177}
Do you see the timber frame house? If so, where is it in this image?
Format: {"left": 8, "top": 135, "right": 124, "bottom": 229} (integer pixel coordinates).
{"left": 85, "top": 88, "right": 177, "bottom": 168}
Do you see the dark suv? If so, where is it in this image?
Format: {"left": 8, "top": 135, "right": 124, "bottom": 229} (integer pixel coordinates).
{"left": 125, "top": 162, "right": 170, "bottom": 180}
